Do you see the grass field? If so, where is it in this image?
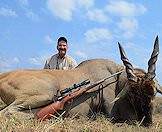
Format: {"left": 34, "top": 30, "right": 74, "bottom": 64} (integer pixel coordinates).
{"left": 0, "top": 97, "right": 162, "bottom": 132}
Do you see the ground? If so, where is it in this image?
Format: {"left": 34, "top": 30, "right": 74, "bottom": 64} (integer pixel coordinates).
{"left": 0, "top": 97, "right": 162, "bottom": 132}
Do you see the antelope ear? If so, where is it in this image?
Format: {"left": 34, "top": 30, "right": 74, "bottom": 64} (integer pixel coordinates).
{"left": 111, "top": 87, "right": 129, "bottom": 103}
{"left": 146, "top": 36, "right": 159, "bottom": 80}
{"left": 118, "top": 42, "right": 137, "bottom": 82}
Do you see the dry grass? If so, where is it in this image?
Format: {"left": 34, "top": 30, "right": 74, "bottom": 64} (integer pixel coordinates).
{"left": 0, "top": 97, "right": 162, "bottom": 132}
{"left": 153, "top": 97, "right": 162, "bottom": 115}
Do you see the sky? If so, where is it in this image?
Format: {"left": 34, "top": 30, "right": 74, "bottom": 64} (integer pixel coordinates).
{"left": 0, "top": 0, "right": 162, "bottom": 84}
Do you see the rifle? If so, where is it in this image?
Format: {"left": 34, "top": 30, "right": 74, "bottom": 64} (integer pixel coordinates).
{"left": 59, "top": 79, "right": 90, "bottom": 96}
{"left": 35, "top": 70, "right": 123, "bottom": 120}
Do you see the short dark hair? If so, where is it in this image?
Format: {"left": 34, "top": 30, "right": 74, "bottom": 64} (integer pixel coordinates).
{"left": 57, "top": 37, "right": 67, "bottom": 43}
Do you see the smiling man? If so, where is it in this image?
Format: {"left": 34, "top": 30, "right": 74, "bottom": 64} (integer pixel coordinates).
{"left": 44, "top": 37, "right": 77, "bottom": 70}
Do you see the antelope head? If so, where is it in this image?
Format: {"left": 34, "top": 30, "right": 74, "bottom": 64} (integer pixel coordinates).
{"left": 113, "top": 36, "right": 161, "bottom": 126}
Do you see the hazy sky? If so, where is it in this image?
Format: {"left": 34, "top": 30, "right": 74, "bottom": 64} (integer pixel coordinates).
{"left": 0, "top": 0, "right": 162, "bottom": 84}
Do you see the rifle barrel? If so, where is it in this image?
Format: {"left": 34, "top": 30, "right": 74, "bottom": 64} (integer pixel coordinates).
{"left": 84, "top": 70, "right": 123, "bottom": 92}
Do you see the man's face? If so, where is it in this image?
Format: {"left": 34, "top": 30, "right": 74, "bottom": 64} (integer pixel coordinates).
{"left": 57, "top": 40, "right": 68, "bottom": 57}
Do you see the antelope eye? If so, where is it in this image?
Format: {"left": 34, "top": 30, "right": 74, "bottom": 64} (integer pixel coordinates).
{"left": 137, "top": 77, "right": 143, "bottom": 83}
{"left": 137, "top": 78, "right": 140, "bottom": 82}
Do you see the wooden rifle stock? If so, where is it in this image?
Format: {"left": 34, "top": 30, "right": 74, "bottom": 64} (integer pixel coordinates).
{"left": 35, "top": 83, "right": 99, "bottom": 120}
{"left": 36, "top": 88, "right": 84, "bottom": 120}
{"left": 36, "top": 70, "right": 123, "bottom": 120}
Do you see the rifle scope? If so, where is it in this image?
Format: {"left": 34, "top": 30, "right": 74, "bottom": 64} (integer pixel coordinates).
{"left": 60, "top": 79, "right": 90, "bottom": 95}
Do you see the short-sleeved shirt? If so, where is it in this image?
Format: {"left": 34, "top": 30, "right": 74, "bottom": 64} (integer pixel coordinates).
{"left": 44, "top": 54, "right": 77, "bottom": 70}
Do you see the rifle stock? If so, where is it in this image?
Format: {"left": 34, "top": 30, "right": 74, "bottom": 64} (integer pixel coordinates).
{"left": 36, "top": 70, "right": 123, "bottom": 120}
{"left": 36, "top": 88, "right": 86, "bottom": 120}
{"left": 36, "top": 101, "right": 64, "bottom": 120}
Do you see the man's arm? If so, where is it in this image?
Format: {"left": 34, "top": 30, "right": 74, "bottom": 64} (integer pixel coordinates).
{"left": 66, "top": 55, "right": 77, "bottom": 69}
{"left": 44, "top": 60, "right": 50, "bottom": 69}
{"left": 71, "top": 58, "right": 77, "bottom": 68}
{"left": 70, "top": 58, "right": 77, "bottom": 69}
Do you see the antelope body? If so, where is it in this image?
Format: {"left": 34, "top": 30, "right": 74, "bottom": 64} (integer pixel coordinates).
{"left": 0, "top": 36, "right": 161, "bottom": 126}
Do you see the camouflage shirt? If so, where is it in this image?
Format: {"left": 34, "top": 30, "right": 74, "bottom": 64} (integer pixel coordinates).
{"left": 44, "top": 54, "right": 77, "bottom": 70}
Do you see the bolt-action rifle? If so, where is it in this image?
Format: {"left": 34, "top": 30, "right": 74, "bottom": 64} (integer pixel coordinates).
{"left": 35, "top": 70, "right": 123, "bottom": 120}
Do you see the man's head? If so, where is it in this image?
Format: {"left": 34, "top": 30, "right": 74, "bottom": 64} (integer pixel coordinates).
{"left": 57, "top": 37, "right": 68, "bottom": 58}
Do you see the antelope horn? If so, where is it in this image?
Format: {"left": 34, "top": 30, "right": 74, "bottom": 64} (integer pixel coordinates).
{"left": 111, "top": 87, "right": 129, "bottom": 103}
{"left": 146, "top": 36, "right": 159, "bottom": 79}
{"left": 118, "top": 42, "right": 137, "bottom": 82}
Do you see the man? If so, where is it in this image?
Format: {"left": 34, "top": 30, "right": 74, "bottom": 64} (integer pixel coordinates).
{"left": 44, "top": 37, "right": 77, "bottom": 70}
